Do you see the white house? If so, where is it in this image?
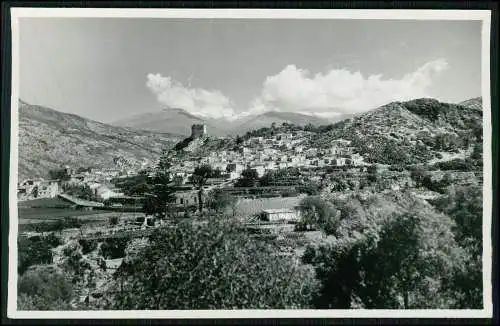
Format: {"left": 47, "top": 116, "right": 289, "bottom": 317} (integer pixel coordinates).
{"left": 261, "top": 208, "right": 301, "bottom": 222}
{"left": 96, "top": 186, "right": 123, "bottom": 200}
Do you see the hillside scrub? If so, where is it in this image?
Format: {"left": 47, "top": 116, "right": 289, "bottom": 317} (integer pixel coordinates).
{"left": 18, "top": 233, "right": 62, "bottom": 274}
{"left": 106, "top": 218, "right": 319, "bottom": 309}
{"left": 307, "top": 98, "right": 482, "bottom": 166}
{"left": 18, "top": 265, "right": 74, "bottom": 310}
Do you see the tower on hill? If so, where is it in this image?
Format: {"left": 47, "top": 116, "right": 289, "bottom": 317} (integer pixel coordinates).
{"left": 191, "top": 124, "right": 207, "bottom": 139}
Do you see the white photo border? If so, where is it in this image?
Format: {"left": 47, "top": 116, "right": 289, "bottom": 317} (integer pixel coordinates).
{"left": 7, "top": 8, "right": 493, "bottom": 320}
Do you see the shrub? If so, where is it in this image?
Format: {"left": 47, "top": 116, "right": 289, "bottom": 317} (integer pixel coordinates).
{"left": 109, "top": 219, "right": 319, "bottom": 309}
{"left": 18, "top": 234, "right": 61, "bottom": 275}
{"left": 18, "top": 265, "right": 74, "bottom": 310}
{"left": 78, "top": 239, "right": 98, "bottom": 255}
{"left": 100, "top": 237, "right": 130, "bottom": 259}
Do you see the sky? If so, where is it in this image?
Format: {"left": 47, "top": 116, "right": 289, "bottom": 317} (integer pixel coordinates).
{"left": 19, "top": 18, "right": 483, "bottom": 123}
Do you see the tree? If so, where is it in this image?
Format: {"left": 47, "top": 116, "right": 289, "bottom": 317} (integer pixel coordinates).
{"left": 207, "top": 189, "right": 237, "bottom": 215}
{"left": 53, "top": 219, "right": 64, "bottom": 236}
{"left": 76, "top": 167, "right": 91, "bottom": 173}
{"left": 128, "top": 182, "right": 150, "bottom": 196}
{"left": 31, "top": 185, "right": 39, "bottom": 198}
{"left": 471, "top": 143, "right": 483, "bottom": 161}
{"left": 48, "top": 168, "right": 71, "bottom": 181}
{"left": 367, "top": 164, "right": 378, "bottom": 183}
{"left": 298, "top": 196, "right": 339, "bottom": 234}
{"left": 144, "top": 154, "right": 176, "bottom": 219}
{"left": 191, "top": 164, "right": 215, "bottom": 214}
{"left": 64, "top": 184, "right": 95, "bottom": 201}
{"left": 235, "top": 168, "right": 259, "bottom": 187}
{"left": 307, "top": 192, "right": 465, "bottom": 309}
{"left": 108, "top": 219, "right": 319, "bottom": 309}
{"left": 433, "top": 185, "right": 483, "bottom": 308}
{"left": 109, "top": 216, "right": 119, "bottom": 226}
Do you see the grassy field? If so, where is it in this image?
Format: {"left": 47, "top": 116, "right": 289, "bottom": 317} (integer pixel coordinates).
{"left": 18, "top": 197, "right": 72, "bottom": 208}
{"left": 18, "top": 197, "right": 144, "bottom": 224}
{"left": 18, "top": 207, "right": 110, "bottom": 222}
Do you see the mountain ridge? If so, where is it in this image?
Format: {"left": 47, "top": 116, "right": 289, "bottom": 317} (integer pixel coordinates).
{"left": 111, "top": 107, "right": 347, "bottom": 136}
{"left": 17, "top": 100, "right": 184, "bottom": 180}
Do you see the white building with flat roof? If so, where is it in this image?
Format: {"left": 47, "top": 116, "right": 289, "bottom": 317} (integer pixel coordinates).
{"left": 261, "top": 208, "right": 301, "bottom": 222}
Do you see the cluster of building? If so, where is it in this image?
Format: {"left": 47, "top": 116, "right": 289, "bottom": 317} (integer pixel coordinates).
{"left": 17, "top": 179, "right": 60, "bottom": 201}
{"left": 17, "top": 124, "right": 367, "bottom": 214}
{"left": 166, "top": 124, "right": 367, "bottom": 186}
{"left": 17, "top": 165, "right": 137, "bottom": 202}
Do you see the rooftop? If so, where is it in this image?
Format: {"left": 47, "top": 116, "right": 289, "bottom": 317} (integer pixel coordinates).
{"left": 262, "top": 208, "right": 297, "bottom": 214}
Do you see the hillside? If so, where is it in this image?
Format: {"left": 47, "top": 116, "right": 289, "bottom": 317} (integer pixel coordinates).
{"left": 459, "top": 97, "right": 482, "bottom": 111}
{"left": 17, "top": 100, "right": 184, "bottom": 180}
{"left": 310, "top": 98, "right": 483, "bottom": 165}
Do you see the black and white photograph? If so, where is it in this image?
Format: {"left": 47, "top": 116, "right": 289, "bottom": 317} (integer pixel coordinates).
{"left": 7, "top": 8, "right": 493, "bottom": 319}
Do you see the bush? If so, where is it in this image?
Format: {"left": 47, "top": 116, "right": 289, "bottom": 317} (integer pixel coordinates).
{"left": 18, "top": 234, "right": 62, "bottom": 274}
{"left": 100, "top": 237, "right": 130, "bottom": 259}
{"left": 109, "top": 219, "right": 319, "bottom": 309}
{"left": 389, "top": 165, "right": 405, "bottom": 172}
{"left": 302, "top": 245, "right": 316, "bottom": 265}
{"left": 435, "top": 158, "right": 477, "bottom": 171}
{"left": 44, "top": 232, "right": 62, "bottom": 247}
{"left": 18, "top": 266, "right": 74, "bottom": 310}
{"left": 78, "top": 239, "right": 98, "bottom": 255}
{"left": 298, "top": 196, "right": 339, "bottom": 235}
{"left": 206, "top": 189, "right": 237, "bottom": 214}
{"left": 109, "top": 216, "right": 119, "bottom": 226}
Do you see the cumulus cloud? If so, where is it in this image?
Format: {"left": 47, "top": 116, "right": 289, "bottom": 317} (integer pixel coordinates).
{"left": 146, "top": 73, "right": 236, "bottom": 119}
{"left": 147, "top": 59, "right": 448, "bottom": 120}
{"left": 248, "top": 59, "right": 449, "bottom": 116}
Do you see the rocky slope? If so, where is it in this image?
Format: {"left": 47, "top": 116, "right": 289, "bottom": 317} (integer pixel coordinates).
{"left": 310, "top": 98, "right": 483, "bottom": 165}
{"left": 458, "top": 97, "right": 482, "bottom": 111}
{"left": 17, "top": 100, "right": 183, "bottom": 180}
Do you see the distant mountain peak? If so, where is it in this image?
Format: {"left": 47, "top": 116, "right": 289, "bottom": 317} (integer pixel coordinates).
{"left": 163, "top": 107, "right": 205, "bottom": 121}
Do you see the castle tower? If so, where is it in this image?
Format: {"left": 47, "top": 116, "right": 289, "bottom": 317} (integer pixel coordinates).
{"left": 191, "top": 124, "right": 207, "bottom": 139}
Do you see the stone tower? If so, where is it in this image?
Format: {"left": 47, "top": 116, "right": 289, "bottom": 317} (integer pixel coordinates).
{"left": 191, "top": 124, "right": 207, "bottom": 139}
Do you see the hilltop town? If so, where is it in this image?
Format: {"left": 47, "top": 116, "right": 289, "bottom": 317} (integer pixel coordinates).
{"left": 17, "top": 97, "right": 484, "bottom": 311}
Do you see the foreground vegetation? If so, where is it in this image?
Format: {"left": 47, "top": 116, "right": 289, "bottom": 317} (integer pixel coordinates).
{"left": 18, "top": 180, "right": 483, "bottom": 310}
